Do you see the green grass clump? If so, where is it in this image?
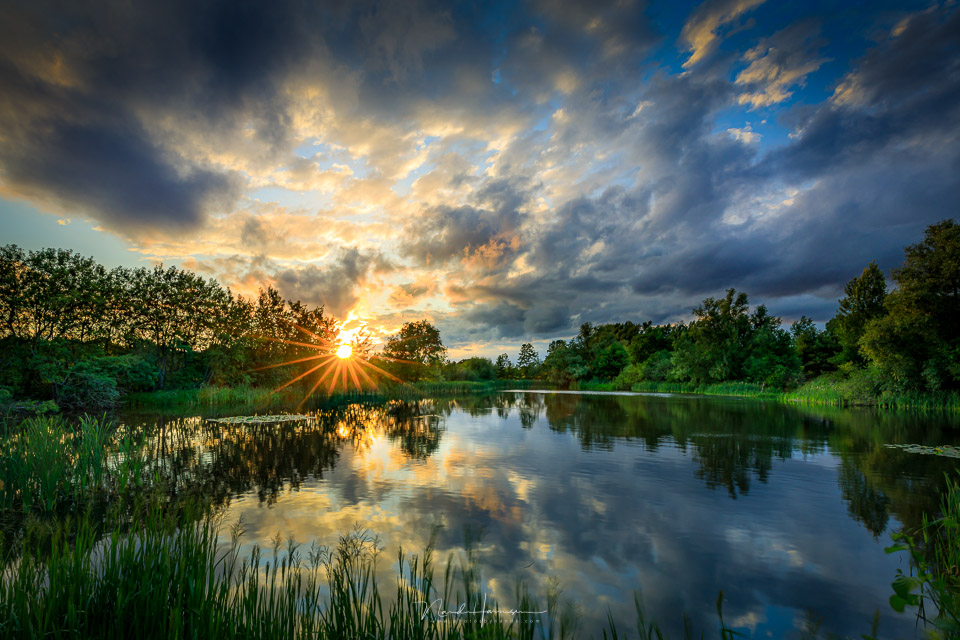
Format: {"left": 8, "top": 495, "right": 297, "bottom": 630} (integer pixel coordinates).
{"left": 125, "top": 380, "right": 535, "bottom": 411}
{"left": 0, "top": 415, "right": 151, "bottom": 514}
{"left": 0, "top": 499, "right": 604, "bottom": 639}
{"left": 885, "top": 474, "right": 960, "bottom": 637}
{"left": 623, "top": 381, "right": 774, "bottom": 398}
{"left": 126, "top": 384, "right": 295, "bottom": 408}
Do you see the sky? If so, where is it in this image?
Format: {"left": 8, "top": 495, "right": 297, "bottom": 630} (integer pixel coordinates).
{"left": 1, "top": 0, "right": 958, "bottom": 359}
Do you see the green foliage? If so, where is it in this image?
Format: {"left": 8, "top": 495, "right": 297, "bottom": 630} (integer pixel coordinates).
{"left": 0, "top": 244, "right": 341, "bottom": 407}
{"left": 594, "top": 339, "right": 630, "bottom": 380}
{"left": 516, "top": 342, "right": 541, "bottom": 378}
{"left": 629, "top": 380, "right": 772, "bottom": 398}
{"left": 445, "top": 357, "right": 497, "bottom": 381}
{"left": 743, "top": 306, "right": 801, "bottom": 388}
{"left": 640, "top": 350, "right": 674, "bottom": 382}
{"left": 612, "top": 363, "right": 642, "bottom": 389}
{"left": 791, "top": 316, "right": 839, "bottom": 379}
{"left": 495, "top": 353, "right": 512, "bottom": 379}
{"left": 381, "top": 320, "right": 447, "bottom": 381}
{"left": 862, "top": 220, "right": 960, "bottom": 393}
{"left": 542, "top": 339, "right": 586, "bottom": 386}
{"left": 627, "top": 323, "right": 677, "bottom": 366}
{"left": 667, "top": 290, "right": 801, "bottom": 389}
{"left": 672, "top": 289, "right": 753, "bottom": 384}
{"left": 786, "top": 367, "right": 883, "bottom": 406}
{"left": 885, "top": 475, "right": 960, "bottom": 636}
{"left": 55, "top": 366, "right": 121, "bottom": 411}
{"left": 829, "top": 261, "right": 888, "bottom": 366}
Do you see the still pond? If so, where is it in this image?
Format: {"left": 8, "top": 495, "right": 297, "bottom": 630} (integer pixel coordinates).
{"left": 116, "top": 390, "right": 960, "bottom": 638}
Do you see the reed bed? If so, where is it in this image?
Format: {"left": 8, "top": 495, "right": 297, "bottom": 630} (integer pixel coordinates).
{"left": 0, "top": 491, "right": 653, "bottom": 639}
{"left": 0, "top": 414, "right": 743, "bottom": 639}
{"left": 125, "top": 380, "right": 534, "bottom": 410}
{"left": 5, "top": 414, "right": 953, "bottom": 638}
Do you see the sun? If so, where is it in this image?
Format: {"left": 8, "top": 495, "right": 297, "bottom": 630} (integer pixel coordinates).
{"left": 254, "top": 311, "right": 416, "bottom": 408}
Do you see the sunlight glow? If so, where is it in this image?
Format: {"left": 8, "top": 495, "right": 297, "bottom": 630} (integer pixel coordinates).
{"left": 256, "top": 311, "right": 415, "bottom": 409}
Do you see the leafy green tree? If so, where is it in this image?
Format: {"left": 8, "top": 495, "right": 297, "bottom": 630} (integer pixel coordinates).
{"left": 861, "top": 219, "right": 960, "bottom": 391}
{"left": 381, "top": 319, "right": 447, "bottom": 381}
{"left": 640, "top": 350, "right": 674, "bottom": 381}
{"left": 495, "top": 353, "right": 513, "bottom": 379}
{"left": 541, "top": 339, "right": 579, "bottom": 386}
{"left": 744, "top": 306, "right": 801, "bottom": 388}
{"left": 516, "top": 343, "right": 540, "bottom": 378}
{"left": 790, "top": 316, "right": 838, "bottom": 379}
{"left": 627, "top": 322, "right": 675, "bottom": 366}
{"left": 828, "top": 261, "right": 887, "bottom": 366}
{"left": 0, "top": 245, "right": 28, "bottom": 339}
{"left": 447, "top": 357, "right": 497, "bottom": 381}
{"left": 672, "top": 289, "right": 752, "bottom": 384}
{"left": 593, "top": 339, "right": 629, "bottom": 380}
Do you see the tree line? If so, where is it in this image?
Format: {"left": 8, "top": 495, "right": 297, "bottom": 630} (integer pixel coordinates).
{"left": 1, "top": 218, "right": 957, "bottom": 409}
{"left": 0, "top": 245, "right": 337, "bottom": 409}
{"left": 534, "top": 219, "right": 960, "bottom": 397}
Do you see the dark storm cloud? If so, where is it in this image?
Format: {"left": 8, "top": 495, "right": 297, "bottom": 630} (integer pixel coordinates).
{"left": 629, "top": 2, "right": 960, "bottom": 301}
{"left": 401, "top": 177, "right": 532, "bottom": 266}
{"left": 770, "top": 5, "right": 960, "bottom": 178}
{"left": 275, "top": 247, "right": 383, "bottom": 317}
{"left": 0, "top": 0, "right": 322, "bottom": 230}
{"left": 434, "top": 2, "right": 960, "bottom": 341}
{"left": 1, "top": 115, "right": 238, "bottom": 231}
{"left": 0, "top": 0, "right": 661, "bottom": 236}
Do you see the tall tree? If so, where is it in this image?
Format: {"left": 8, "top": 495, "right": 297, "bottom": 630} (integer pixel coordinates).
{"left": 495, "top": 353, "right": 512, "bottom": 379}
{"left": 516, "top": 343, "right": 540, "bottom": 378}
{"left": 744, "top": 305, "right": 801, "bottom": 387}
{"left": 381, "top": 320, "right": 447, "bottom": 381}
{"left": 828, "top": 261, "right": 887, "bottom": 365}
{"left": 862, "top": 219, "right": 960, "bottom": 391}
{"left": 0, "top": 245, "right": 27, "bottom": 339}
{"left": 543, "top": 340, "right": 574, "bottom": 386}
{"left": 672, "top": 289, "right": 752, "bottom": 384}
{"left": 791, "top": 316, "right": 837, "bottom": 379}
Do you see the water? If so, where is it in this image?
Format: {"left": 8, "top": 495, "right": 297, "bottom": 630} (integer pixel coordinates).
{"left": 119, "top": 391, "right": 960, "bottom": 638}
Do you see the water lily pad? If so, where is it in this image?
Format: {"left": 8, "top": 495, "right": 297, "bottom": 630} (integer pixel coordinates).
{"left": 206, "top": 414, "right": 314, "bottom": 425}
{"left": 883, "top": 443, "right": 960, "bottom": 458}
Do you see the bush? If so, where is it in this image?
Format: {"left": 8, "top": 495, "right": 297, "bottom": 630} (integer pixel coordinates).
{"left": 612, "top": 364, "right": 642, "bottom": 389}
{"left": 87, "top": 355, "right": 158, "bottom": 392}
{"left": 55, "top": 367, "right": 120, "bottom": 411}
{"left": 640, "top": 350, "right": 673, "bottom": 382}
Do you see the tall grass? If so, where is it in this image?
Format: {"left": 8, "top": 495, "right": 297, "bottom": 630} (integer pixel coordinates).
{"left": 0, "top": 495, "right": 652, "bottom": 639}
{"left": 0, "top": 415, "right": 152, "bottom": 515}
{"left": 126, "top": 384, "right": 297, "bottom": 409}
{"left": 126, "top": 379, "right": 535, "bottom": 411}
{"left": 876, "top": 391, "right": 960, "bottom": 411}
{"left": 885, "top": 474, "right": 960, "bottom": 637}
{"left": 1, "top": 416, "right": 75, "bottom": 512}
{"left": 621, "top": 381, "right": 773, "bottom": 398}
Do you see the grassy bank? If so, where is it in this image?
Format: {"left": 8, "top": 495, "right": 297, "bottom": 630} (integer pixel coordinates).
{"left": 126, "top": 379, "right": 537, "bottom": 411}
{"left": 570, "top": 380, "right": 778, "bottom": 399}
{"left": 567, "top": 378, "right": 960, "bottom": 411}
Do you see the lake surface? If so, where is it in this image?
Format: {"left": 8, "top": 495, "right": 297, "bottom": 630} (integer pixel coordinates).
{"left": 120, "top": 391, "right": 960, "bottom": 638}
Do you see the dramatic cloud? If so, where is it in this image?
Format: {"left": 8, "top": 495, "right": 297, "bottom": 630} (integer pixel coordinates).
{"left": 680, "top": 0, "right": 766, "bottom": 68}
{"left": 734, "top": 20, "right": 827, "bottom": 107}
